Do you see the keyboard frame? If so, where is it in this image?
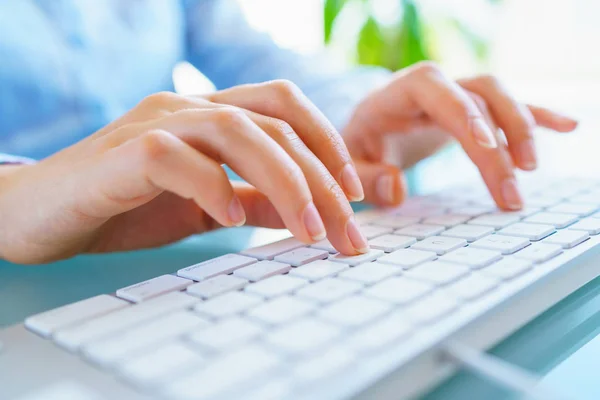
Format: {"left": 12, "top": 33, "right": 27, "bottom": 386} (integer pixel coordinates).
{"left": 322, "top": 233, "right": 600, "bottom": 400}
{"left": 3, "top": 177, "right": 600, "bottom": 400}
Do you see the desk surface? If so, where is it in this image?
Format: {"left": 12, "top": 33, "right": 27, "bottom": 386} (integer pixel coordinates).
{"left": 2, "top": 226, "right": 599, "bottom": 399}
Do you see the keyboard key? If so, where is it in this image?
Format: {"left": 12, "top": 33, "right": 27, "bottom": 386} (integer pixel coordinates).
{"left": 345, "top": 311, "right": 413, "bottom": 353}
{"left": 498, "top": 223, "right": 556, "bottom": 241}
{"left": 547, "top": 202, "right": 598, "bottom": 217}
{"left": 274, "top": 247, "right": 328, "bottom": 266}
{"left": 178, "top": 254, "right": 257, "bottom": 281}
{"left": 233, "top": 260, "right": 291, "bottom": 281}
{"left": 266, "top": 318, "right": 340, "bottom": 355}
{"left": 296, "top": 278, "right": 363, "bottom": 304}
{"left": 441, "top": 224, "right": 494, "bottom": 242}
{"left": 54, "top": 292, "right": 198, "bottom": 351}
{"left": 468, "top": 214, "right": 521, "bottom": 229}
{"left": 186, "top": 274, "right": 248, "bottom": 299}
{"left": 118, "top": 342, "right": 204, "bottom": 386}
{"left": 365, "top": 277, "right": 433, "bottom": 304}
{"left": 360, "top": 224, "right": 394, "bottom": 239}
{"left": 371, "top": 215, "right": 420, "bottom": 229}
{"left": 423, "top": 214, "right": 471, "bottom": 228}
{"left": 451, "top": 205, "right": 495, "bottom": 217}
{"left": 470, "top": 234, "right": 530, "bottom": 254}
{"left": 165, "top": 345, "right": 280, "bottom": 400}
{"left": 446, "top": 274, "right": 498, "bottom": 301}
{"left": 25, "top": 295, "right": 128, "bottom": 338}
{"left": 405, "top": 292, "right": 459, "bottom": 324}
{"left": 288, "top": 259, "right": 349, "bottom": 281}
{"left": 571, "top": 193, "right": 600, "bottom": 206}
{"left": 441, "top": 247, "right": 502, "bottom": 269}
{"left": 543, "top": 230, "right": 589, "bottom": 249}
{"left": 338, "top": 262, "right": 399, "bottom": 285}
{"left": 369, "top": 234, "right": 416, "bottom": 252}
{"left": 194, "top": 291, "right": 262, "bottom": 319}
{"left": 318, "top": 296, "right": 391, "bottom": 327}
{"left": 82, "top": 310, "right": 208, "bottom": 366}
{"left": 329, "top": 249, "right": 384, "bottom": 266}
{"left": 244, "top": 275, "right": 308, "bottom": 298}
{"left": 188, "top": 317, "right": 264, "bottom": 351}
{"left": 116, "top": 274, "right": 192, "bottom": 303}
{"left": 481, "top": 257, "right": 533, "bottom": 280}
{"left": 310, "top": 239, "right": 337, "bottom": 253}
{"left": 247, "top": 296, "right": 316, "bottom": 325}
{"left": 523, "top": 194, "right": 560, "bottom": 208}
{"left": 240, "top": 237, "right": 304, "bottom": 260}
{"left": 569, "top": 217, "right": 600, "bottom": 235}
{"left": 405, "top": 261, "right": 470, "bottom": 286}
{"left": 293, "top": 347, "right": 355, "bottom": 384}
{"left": 394, "top": 224, "right": 445, "bottom": 240}
{"left": 523, "top": 212, "right": 579, "bottom": 229}
{"left": 411, "top": 236, "right": 467, "bottom": 255}
{"left": 514, "top": 243, "right": 563, "bottom": 263}
{"left": 378, "top": 248, "right": 437, "bottom": 269}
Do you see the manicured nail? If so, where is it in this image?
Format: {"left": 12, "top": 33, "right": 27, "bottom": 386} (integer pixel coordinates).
{"left": 227, "top": 196, "right": 246, "bottom": 227}
{"left": 341, "top": 163, "right": 364, "bottom": 202}
{"left": 376, "top": 173, "right": 395, "bottom": 204}
{"left": 518, "top": 139, "right": 537, "bottom": 170}
{"left": 471, "top": 118, "right": 497, "bottom": 148}
{"left": 346, "top": 217, "right": 369, "bottom": 253}
{"left": 501, "top": 178, "right": 523, "bottom": 210}
{"left": 303, "top": 202, "right": 327, "bottom": 241}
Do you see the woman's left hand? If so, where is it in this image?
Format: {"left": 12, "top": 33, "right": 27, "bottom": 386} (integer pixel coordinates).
{"left": 343, "top": 61, "right": 578, "bottom": 209}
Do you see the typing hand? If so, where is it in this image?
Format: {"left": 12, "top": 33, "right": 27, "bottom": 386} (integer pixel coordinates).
{"left": 343, "top": 62, "right": 578, "bottom": 209}
{"left": 0, "top": 81, "right": 368, "bottom": 264}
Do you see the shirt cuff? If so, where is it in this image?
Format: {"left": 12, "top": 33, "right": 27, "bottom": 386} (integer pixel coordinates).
{"left": 0, "top": 153, "right": 36, "bottom": 165}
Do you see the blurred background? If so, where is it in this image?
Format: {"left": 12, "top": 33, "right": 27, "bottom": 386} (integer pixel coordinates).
{"left": 175, "top": 0, "right": 600, "bottom": 193}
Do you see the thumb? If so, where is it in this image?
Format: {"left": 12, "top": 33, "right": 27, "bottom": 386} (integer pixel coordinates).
{"left": 354, "top": 160, "right": 407, "bottom": 207}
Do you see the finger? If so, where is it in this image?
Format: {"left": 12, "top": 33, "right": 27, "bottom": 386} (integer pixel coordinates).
{"left": 109, "top": 108, "right": 335, "bottom": 248}
{"left": 394, "top": 64, "right": 521, "bottom": 209}
{"left": 205, "top": 80, "right": 365, "bottom": 202}
{"left": 245, "top": 112, "right": 366, "bottom": 254}
{"left": 459, "top": 76, "right": 541, "bottom": 171}
{"left": 527, "top": 105, "right": 579, "bottom": 132}
{"left": 232, "top": 181, "right": 285, "bottom": 229}
{"left": 353, "top": 160, "right": 407, "bottom": 207}
{"left": 100, "top": 95, "right": 366, "bottom": 254}
{"left": 81, "top": 130, "right": 246, "bottom": 228}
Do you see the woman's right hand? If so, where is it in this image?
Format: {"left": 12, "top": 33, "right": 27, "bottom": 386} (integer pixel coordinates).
{"left": 0, "top": 81, "right": 370, "bottom": 264}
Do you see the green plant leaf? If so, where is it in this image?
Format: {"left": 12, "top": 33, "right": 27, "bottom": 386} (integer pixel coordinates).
{"left": 356, "top": 15, "right": 386, "bottom": 67}
{"left": 324, "top": 0, "right": 350, "bottom": 44}
{"left": 450, "top": 17, "right": 489, "bottom": 60}
{"left": 396, "top": 0, "right": 430, "bottom": 69}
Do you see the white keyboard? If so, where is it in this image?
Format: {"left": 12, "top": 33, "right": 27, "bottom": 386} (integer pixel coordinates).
{"left": 21, "top": 176, "right": 600, "bottom": 400}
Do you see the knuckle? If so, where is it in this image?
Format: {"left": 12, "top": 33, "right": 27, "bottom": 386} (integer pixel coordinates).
{"left": 268, "top": 79, "right": 304, "bottom": 103}
{"left": 477, "top": 74, "right": 500, "bottom": 87}
{"left": 138, "top": 129, "right": 175, "bottom": 163}
{"left": 412, "top": 61, "right": 442, "bottom": 77}
{"left": 140, "top": 91, "right": 179, "bottom": 109}
{"left": 208, "top": 107, "right": 249, "bottom": 128}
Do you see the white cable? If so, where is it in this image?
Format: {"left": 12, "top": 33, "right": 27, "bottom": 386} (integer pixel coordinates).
{"left": 441, "top": 341, "right": 573, "bottom": 400}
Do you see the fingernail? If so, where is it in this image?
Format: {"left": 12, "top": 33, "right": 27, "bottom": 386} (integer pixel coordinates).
{"left": 227, "top": 196, "right": 246, "bottom": 227}
{"left": 346, "top": 217, "right": 369, "bottom": 253}
{"left": 471, "top": 118, "right": 497, "bottom": 148}
{"left": 501, "top": 178, "right": 523, "bottom": 210}
{"left": 376, "top": 173, "right": 395, "bottom": 204}
{"left": 341, "top": 163, "right": 364, "bottom": 202}
{"left": 303, "top": 202, "right": 326, "bottom": 241}
{"left": 518, "top": 139, "right": 537, "bottom": 170}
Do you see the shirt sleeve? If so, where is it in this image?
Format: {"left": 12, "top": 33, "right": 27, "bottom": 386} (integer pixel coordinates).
{"left": 0, "top": 153, "right": 35, "bottom": 165}
{"left": 181, "top": 0, "right": 391, "bottom": 130}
